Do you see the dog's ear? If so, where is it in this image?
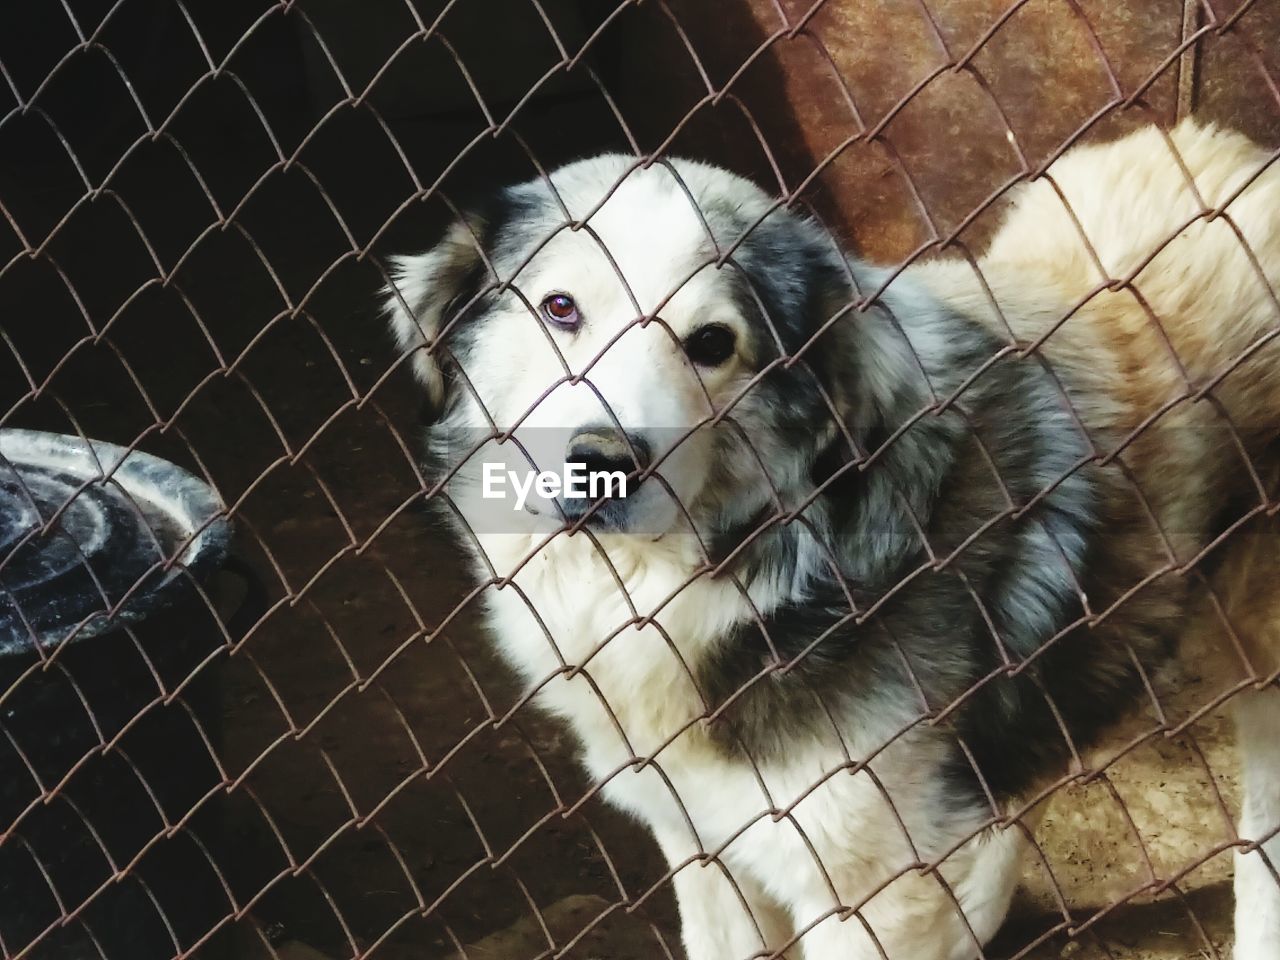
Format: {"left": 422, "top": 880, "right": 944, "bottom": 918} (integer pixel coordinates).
{"left": 823, "top": 267, "right": 976, "bottom": 581}
{"left": 744, "top": 211, "right": 972, "bottom": 579}
{"left": 383, "top": 219, "right": 488, "bottom": 411}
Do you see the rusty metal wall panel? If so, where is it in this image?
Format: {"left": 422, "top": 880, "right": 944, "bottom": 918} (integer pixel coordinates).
{"left": 614, "top": 0, "right": 1278, "bottom": 262}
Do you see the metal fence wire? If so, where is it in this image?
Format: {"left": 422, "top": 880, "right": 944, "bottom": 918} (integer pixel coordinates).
{"left": 2, "top": 0, "right": 1280, "bottom": 958}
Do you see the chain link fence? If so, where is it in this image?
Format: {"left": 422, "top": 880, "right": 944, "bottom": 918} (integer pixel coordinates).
{"left": 2, "top": 1, "right": 1280, "bottom": 958}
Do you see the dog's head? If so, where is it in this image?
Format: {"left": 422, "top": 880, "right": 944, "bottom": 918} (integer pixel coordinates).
{"left": 384, "top": 155, "right": 950, "bottom": 549}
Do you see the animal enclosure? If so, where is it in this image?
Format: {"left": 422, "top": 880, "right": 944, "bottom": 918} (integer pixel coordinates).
{"left": 2, "top": 1, "right": 1279, "bottom": 959}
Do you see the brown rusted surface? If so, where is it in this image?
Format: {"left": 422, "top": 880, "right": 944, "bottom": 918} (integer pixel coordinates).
{"left": 612, "top": 0, "right": 1276, "bottom": 263}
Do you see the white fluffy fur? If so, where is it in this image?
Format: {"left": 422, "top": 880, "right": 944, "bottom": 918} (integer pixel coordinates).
{"left": 388, "top": 123, "right": 1280, "bottom": 958}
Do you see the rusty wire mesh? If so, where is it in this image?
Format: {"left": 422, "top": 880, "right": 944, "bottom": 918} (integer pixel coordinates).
{"left": 2, "top": 1, "right": 1280, "bottom": 958}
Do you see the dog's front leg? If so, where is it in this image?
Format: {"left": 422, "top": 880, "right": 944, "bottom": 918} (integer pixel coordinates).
{"left": 655, "top": 830, "right": 794, "bottom": 960}
{"left": 789, "top": 875, "right": 999, "bottom": 960}
{"left": 788, "top": 824, "right": 1024, "bottom": 960}
{"left": 1234, "top": 684, "right": 1280, "bottom": 960}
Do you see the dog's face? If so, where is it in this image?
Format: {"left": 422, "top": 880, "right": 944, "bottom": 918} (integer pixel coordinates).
{"left": 385, "top": 156, "right": 861, "bottom": 539}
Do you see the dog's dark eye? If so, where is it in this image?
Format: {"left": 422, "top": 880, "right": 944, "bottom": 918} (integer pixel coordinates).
{"left": 541, "top": 293, "right": 580, "bottom": 330}
{"left": 683, "top": 324, "right": 737, "bottom": 367}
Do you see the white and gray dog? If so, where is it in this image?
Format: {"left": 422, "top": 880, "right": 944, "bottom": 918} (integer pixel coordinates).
{"left": 385, "top": 121, "right": 1280, "bottom": 958}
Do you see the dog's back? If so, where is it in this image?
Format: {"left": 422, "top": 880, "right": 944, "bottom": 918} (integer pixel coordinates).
{"left": 992, "top": 121, "right": 1280, "bottom": 420}
{"left": 1013, "top": 121, "right": 1280, "bottom": 656}
{"left": 916, "top": 120, "right": 1280, "bottom": 956}
{"left": 919, "top": 122, "right": 1280, "bottom": 566}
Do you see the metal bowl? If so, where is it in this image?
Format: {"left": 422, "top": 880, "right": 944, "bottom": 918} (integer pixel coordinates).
{"left": 0, "top": 429, "right": 232, "bottom": 656}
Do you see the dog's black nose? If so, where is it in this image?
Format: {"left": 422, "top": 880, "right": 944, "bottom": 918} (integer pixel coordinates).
{"left": 567, "top": 427, "right": 650, "bottom": 480}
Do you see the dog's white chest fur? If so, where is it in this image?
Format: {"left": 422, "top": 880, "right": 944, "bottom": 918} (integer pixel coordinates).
{"left": 470, "top": 532, "right": 998, "bottom": 931}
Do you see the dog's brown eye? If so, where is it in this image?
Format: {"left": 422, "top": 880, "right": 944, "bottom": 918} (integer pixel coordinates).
{"left": 683, "top": 324, "right": 736, "bottom": 367}
{"left": 541, "top": 293, "right": 580, "bottom": 329}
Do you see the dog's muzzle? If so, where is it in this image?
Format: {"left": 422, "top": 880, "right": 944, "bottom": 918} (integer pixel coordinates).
{"left": 559, "top": 426, "right": 651, "bottom": 527}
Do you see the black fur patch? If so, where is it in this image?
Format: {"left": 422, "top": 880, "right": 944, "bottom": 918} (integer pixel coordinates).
{"left": 692, "top": 252, "right": 1176, "bottom": 801}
